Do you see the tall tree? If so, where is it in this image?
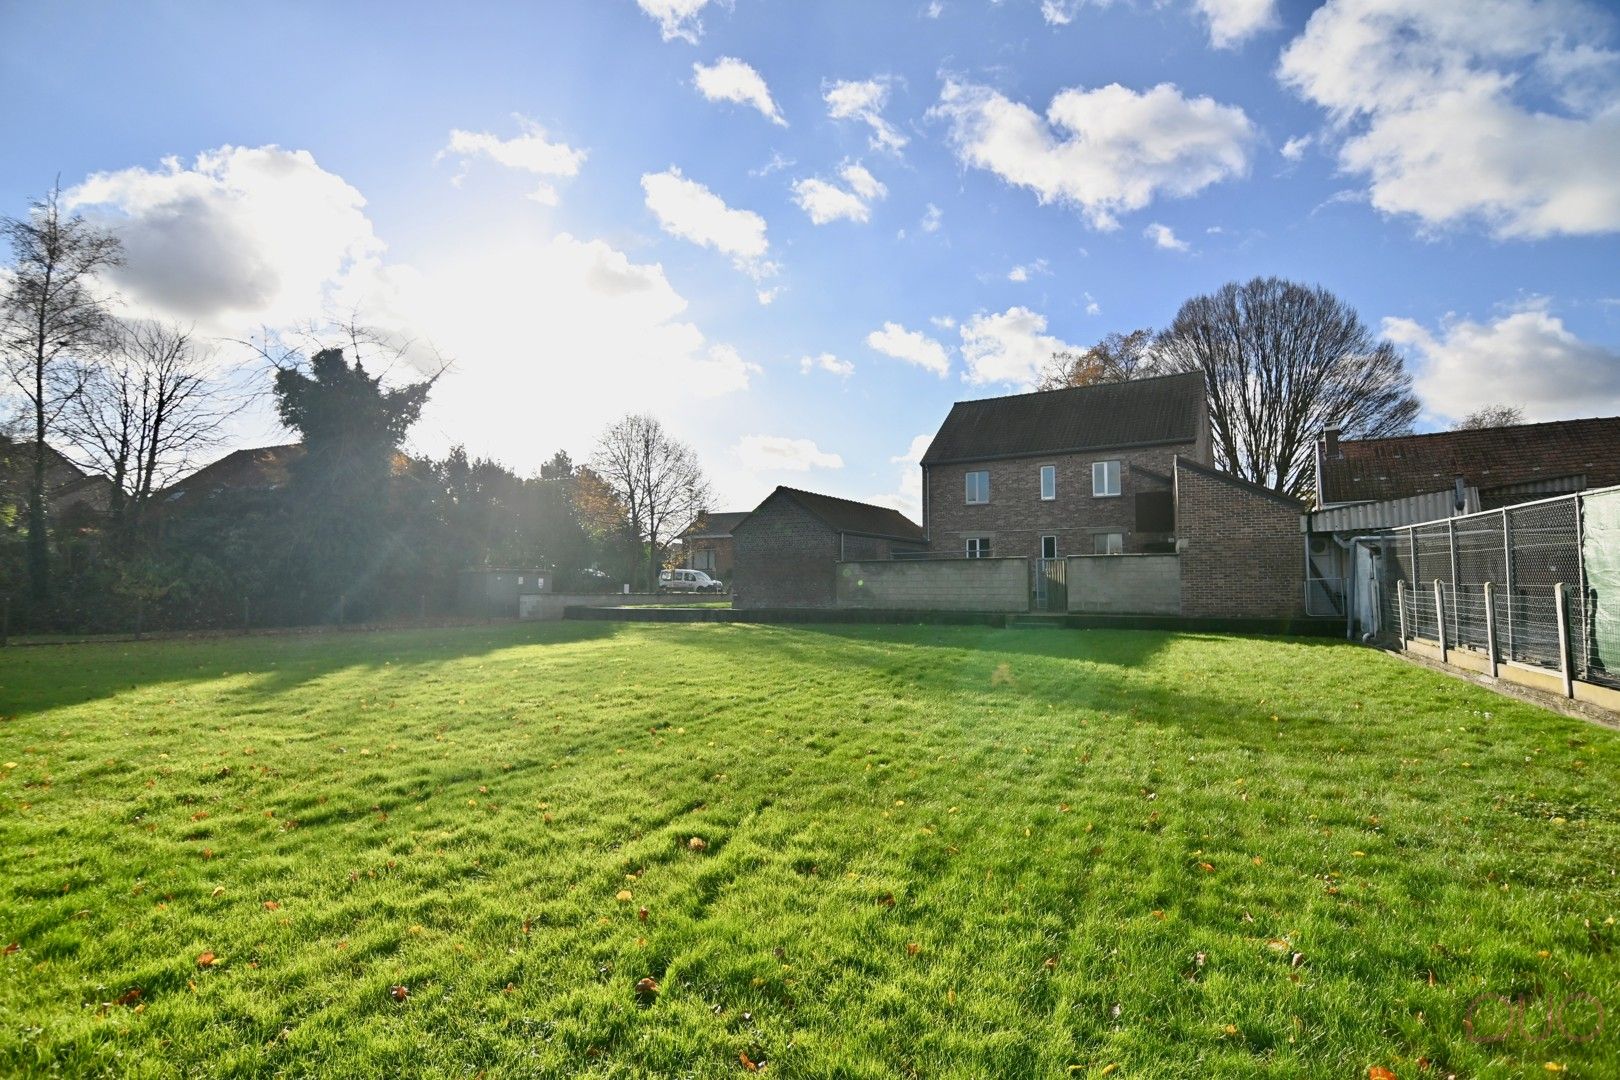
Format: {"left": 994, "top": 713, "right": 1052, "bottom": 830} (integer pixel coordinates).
{"left": 62, "top": 319, "right": 234, "bottom": 535}
{"left": 1038, "top": 328, "right": 1160, "bottom": 390}
{"left": 589, "top": 414, "right": 710, "bottom": 592}
{"left": 1452, "top": 404, "right": 1525, "bottom": 431}
{"left": 1155, "top": 277, "right": 1419, "bottom": 499}
{"left": 273, "top": 344, "right": 435, "bottom": 619}
{"left": 0, "top": 184, "right": 123, "bottom": 606}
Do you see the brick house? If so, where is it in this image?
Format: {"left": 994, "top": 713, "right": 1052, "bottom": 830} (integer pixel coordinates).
{"left": 1174, "top": 457, "right": 1307, "bottom": 619}
{"left": 919, "top": 372, "right": 1212, "bottom": 560}
{"left": 676, "top": 510, "right": 749, "bottom": 579}
{"left": 732, "top": 486, "right": 926, "bottom": 608}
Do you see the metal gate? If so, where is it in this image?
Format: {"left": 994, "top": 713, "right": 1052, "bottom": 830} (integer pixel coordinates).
{"left": 1033, "top": 558, "right": 1067, "bottom": 612}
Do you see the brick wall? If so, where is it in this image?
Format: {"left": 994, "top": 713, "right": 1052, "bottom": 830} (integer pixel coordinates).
{"left": 1067, "top": 554, "right": 1180, "bottom": 614}
{"left": 732, "top": 496, "right": 839, "bottom": 608}
{"left": 682, "top": 536, "right": 735, "bottom": 578}
{"left": 924, "top": 443, "right": 1201, "bottom": 560}
{"left": 1175, "top": 459, "right": 1307, "bottom": 619}
{"left": 836, "top": 558, "right": 1029, "bottom": 611}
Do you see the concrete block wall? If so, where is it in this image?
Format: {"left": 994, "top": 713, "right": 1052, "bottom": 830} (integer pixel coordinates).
{"left": 836, "top": 558, "right": 1029, "bottom": 612}
{"left": 1067, "top": 554, "right": 1180, "bottom": 614}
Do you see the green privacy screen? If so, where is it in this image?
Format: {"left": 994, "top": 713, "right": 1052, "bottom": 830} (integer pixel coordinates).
{"left": 1582, "top": 489, "right": 1620, "bottom": 681}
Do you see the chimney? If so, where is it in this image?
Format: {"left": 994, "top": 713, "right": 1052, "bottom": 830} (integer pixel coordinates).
{"left": 1323, "top": 427, "right": 1340, "bottom": 458}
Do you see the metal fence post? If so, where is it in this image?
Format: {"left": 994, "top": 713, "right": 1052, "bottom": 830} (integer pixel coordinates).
{"left": 1555, "top": 583, "right": 1574, "bottom": 698}
{"left": 1575, "top": 492, "right": 1588, "bottom": 680}
{"left": 1447, "top": 518, "right": 1460, "bottom": 644}
{"left": 1502, "top": 509, "right": 1514, "bottom": 660}
{"left": 1483, "top": 581, "right": 1498, "bottom": 678}
{"left": 1396, "top": 579, "right": 1408, "bottom": 648}
{"left": 1434, "top": 579, "right": 1448, "bottom": 662}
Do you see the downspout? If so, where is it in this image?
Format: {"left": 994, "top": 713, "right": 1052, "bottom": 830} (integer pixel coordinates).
{"left": 1329, "top": 532, "right": 1386, "bottom": 642}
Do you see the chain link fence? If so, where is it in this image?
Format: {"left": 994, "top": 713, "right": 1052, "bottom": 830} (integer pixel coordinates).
{"left": 1380, "top": 487, "right": 1620, "bottom": 690}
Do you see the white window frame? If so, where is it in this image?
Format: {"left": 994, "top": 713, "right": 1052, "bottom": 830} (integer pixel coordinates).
{"left": 1039, "top": 464, "right": 1056, "bottom": 501}
{"left": 965, "top": 470, "right": 990, "bottom": 504}
{"left": 1040, "top": 534, "right": 1058, "bottom": 560}
{"left": 1092, "top": 460, "right": 1121, "bottom": 497}
{"left": 1093, "top": 532, "right": 1124, "bottom": 555}
{"left": 965, "top": 537, "right": 991, "bottom": 559}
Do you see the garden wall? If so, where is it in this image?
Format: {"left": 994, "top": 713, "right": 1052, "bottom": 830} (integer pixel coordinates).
{"left": 1067, "top": 554, "right": 1180, "bottom": 614}
{"left": 835, "top": 557, "right": 1029, "bottom": 612}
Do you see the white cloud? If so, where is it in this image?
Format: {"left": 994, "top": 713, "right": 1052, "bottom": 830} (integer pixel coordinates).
{"left": 932, "top": 79, "right": 1255, "bottom": 229}
{"left": 925, "top": 1, "right": 943, "bottom": 18}
{"left": 930, "top": 314, "right": 956, "bottom": 329}
{"left": 1084, "top": 292, "right": 1101, "bottom": 315}
{"left": 60, "top": 143, "right": 765, "bottom": 493}
{"left": 65, "top": 146, "right": 383, "bottom": 332}
{"left": 1144, "top": 222, "right": 1189, "bottom": 251}
{"left": 1007, "top": 258, "right": 1049, "bottom": 282}
{"left": 437, "top": 117, "right": 586, "bottom": 204}
{"left": 641, "top": 166, "right": 772, "bottom": 274}
{"left": 693, "top": 57, "right": 787, "bottom": 126}
{"left": 637, "top": 0, "right": 717, "bottom": 42}
{"left": 800, "top": 352, "right": 855, "bottom": 377}
{"left": 1194, "top": 0, "right": 1278, "bottom": 48}
{"left": 920, "top": 203, "right": 943, "bottom": 232}
{"left": 733, "top": 434, "right": 844, "bottom": 472}
{"left": 756, "top": 286, "right": 782, "bottom": 305}
{"left": 1278, "top": 0, "right": 1620, "bottom": 239}
{"left": 1384, "top": 305, "right": 1620, "bottom": 423}
{"left": 958, "top": 305, "right": 1079, "bottom": 387}
{"left": 1280, "top": 134, "right": 1313, "bottom": 161}
{"left": 867, "top": 321, "right": 951, "bottom": 377}
{"left": 825, "top": 78, "right": 909, "bottom": 153}
{"left": 873, "top": 432, "right": 936, "bottom": 520}
{"left": 791, "top": 163, "right": 888, "bottom": 224}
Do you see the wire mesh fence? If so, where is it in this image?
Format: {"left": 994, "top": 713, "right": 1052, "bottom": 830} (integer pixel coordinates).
{"left": 1380, "top": 486, "right": 1620, "bottom": 691}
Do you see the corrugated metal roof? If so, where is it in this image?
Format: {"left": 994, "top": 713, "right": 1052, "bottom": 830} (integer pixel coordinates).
{"left": 1307, "top": 488, "right": 1478, "bottom": 533}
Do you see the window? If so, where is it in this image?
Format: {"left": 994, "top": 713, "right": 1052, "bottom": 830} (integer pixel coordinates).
{"left": 965, "top": 537, "right": 991, "bottom": 559}
{"left": 1093, "top": 532, "right": 1124, "bottom": 555}
{"left": 965, "top": 470, "right": 990, "bottom": 504}
{"left": 1039, "top": 464, "right": 1056, "bottom": 501}
{"left": 1040, "top": 535, "right": 1057, "bottom": 560}
{"left": 1092, "top": 459, "right": 1121, "bottom": 497}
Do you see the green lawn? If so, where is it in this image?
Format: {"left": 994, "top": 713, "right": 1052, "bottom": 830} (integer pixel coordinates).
{"left": 1, "top": 623, "right": 1616, "bottom": 1078}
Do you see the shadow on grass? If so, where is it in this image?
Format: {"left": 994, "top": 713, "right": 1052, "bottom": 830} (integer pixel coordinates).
{"left": 0, "top": 619, "right": 628, "bottom": 717}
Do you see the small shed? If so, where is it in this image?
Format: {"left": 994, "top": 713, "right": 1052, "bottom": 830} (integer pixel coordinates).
{"left": 457, "top": 568, "right": 552, "bottom": 619}
{"left": 732, "top": 486, "right": 927, "bottom": 608}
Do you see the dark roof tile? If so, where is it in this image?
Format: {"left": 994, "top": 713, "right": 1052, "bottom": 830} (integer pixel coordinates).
{"left": 920, "top": 371, "right": 1205, "bottom": 466}
{"left": 743, "top": 486, "right": 925, "bottom": 542}
{"left": 1321, "top": 418, "right": 1620, "bottom": 504}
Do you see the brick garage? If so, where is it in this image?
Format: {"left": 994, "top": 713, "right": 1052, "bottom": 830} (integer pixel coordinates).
{"left": 1174, "top": 457, "right": 1307, "bottom": 619}
{"left": 732, "top": 487, "right": 926, "bottom": 609}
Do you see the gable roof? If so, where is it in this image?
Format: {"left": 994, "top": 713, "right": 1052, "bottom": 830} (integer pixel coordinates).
{"left": 1175, "top": 455, "right": 1306, "bottom": 510}
{"left": 741, "top": 486, "right": 926, "bottom": 543}
{"left": 1320, "top": 417, "right": 1620, "bottom": 505}
{"left": 160, "top": 444, "right": 301, "bottom": 501}
{"left": 679, "top": 510, "right": 750, "bottom": 540}
{"left": 920, "top": 371, "right": 1206, "bottom": 466}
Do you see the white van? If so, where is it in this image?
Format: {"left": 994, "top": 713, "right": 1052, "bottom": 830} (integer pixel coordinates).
{"left": 658, "top": 569, "right": 724, "bottom": 593}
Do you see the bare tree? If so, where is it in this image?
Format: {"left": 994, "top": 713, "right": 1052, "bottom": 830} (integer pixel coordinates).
{"left": 589, "top": 414, "right": 711, "bottom": 591}
{"left": 1155, "top": 277, "right": 1419, "bottom": 499}
{"left": 0, "top": 183, "right": 124, "bottom": 605}
{"left": 1452, "top": 404, "right": 1525, "bottom": 431}
{"left": 1038, "top": 328, "right": 1161, "bottom": 390}
{"left": 62, "top": 319, "right": 236, "bottom": 534}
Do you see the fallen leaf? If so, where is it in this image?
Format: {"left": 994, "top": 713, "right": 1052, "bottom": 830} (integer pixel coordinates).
{"left": 906, "top": 942, "right": 920, "bottom": 956}
{"left": 1369, "top": 1068, "right": 1397, "bottom": 1080}
{"left": 2, "top": 943, "right": 18, "bottom": 956}
{"left": 739, "top": 1051, "right": 760, "bottom": 1072}
{"left": 877, "top": 893, "right": 896, "bottom": 909}
{"left": 263, "top": 900, "right": 280, "bottom": 911}
{"left": 115, "top": 988, "right": 142, "bottom": 1006}
{"left": 634, "top": 976, "right": 659, "bottom": 1002}
{"left": 210, "top": 885, "right": 225, "bottom": 898}
{"left": 638, "top": 907, "right": 649, "bottom": 922}
{"left": 687, "top": 837, "right": 707, "bottom": 852}
{"left": 389, "top": 984, "right": 409, "bottom": 1002}
{"left": 1199, "top": 862, "right": 1216, "bottom": 873}
{"left": 616, "top": 890, "right": 633, "bottom": 902}
{"left": 196, "top": 951, "right": 218, "bottom": 968}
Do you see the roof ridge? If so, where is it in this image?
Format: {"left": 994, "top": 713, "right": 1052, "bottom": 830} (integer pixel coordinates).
{"left": 1342, "top": 416, "right": 1620, "bottom": 445}
{"left": 945, "top": 368, "right": 1202, "bottom": 409}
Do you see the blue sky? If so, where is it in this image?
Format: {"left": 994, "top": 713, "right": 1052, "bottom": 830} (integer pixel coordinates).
{"left": 4, "top": 0, "right": 1618, "bottom": 516}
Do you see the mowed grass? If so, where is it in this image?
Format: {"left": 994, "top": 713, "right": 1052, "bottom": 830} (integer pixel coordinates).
{"left": 1, "top": 623, "right": 1617, "bottom": 1078}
